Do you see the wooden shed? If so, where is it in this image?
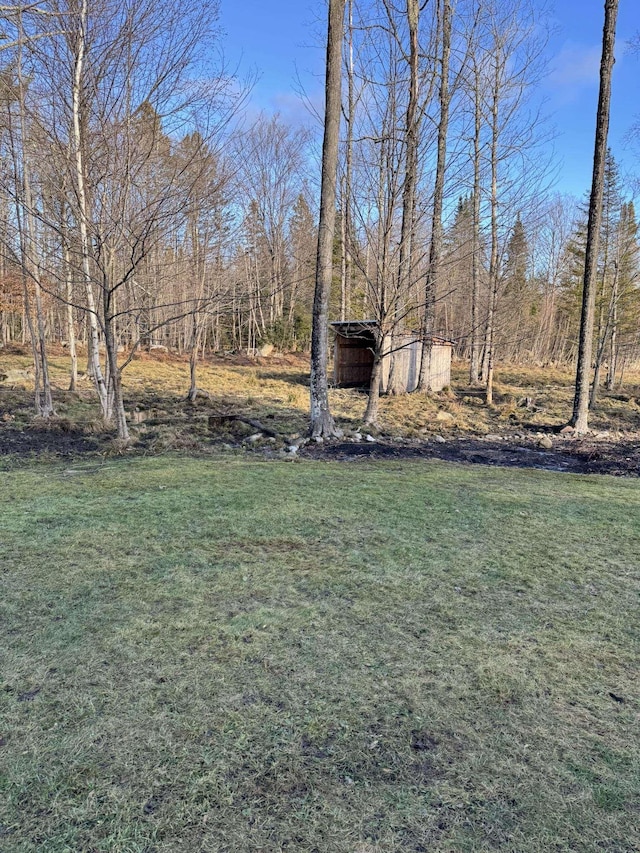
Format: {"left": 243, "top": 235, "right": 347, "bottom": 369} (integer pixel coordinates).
{"left": 331, "top": 321, "right": 452, "bottom": 393}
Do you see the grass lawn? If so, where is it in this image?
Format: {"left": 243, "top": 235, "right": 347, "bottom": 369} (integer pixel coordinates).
{"left": 1, "top": 456, "right": 639, "bottom": 852}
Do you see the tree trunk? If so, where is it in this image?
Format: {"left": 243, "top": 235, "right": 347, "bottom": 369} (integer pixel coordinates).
{"left": 607, "top": 265, "right": 618, "bottom": 389}
{"left": 570, "top": 0, "right": 619, "bottom": 433}
{"left": 103, "top": 266, "right": 129, "bottom": 442}
{"left": 484, "top": 40, "right": 501, "bottom": 407}
{"left": 309, "top": 0, "right": 346, "bottom": 438}
{"left": 340, "top": 0, "right": 355, "bottom": 322}
{"left": 71, "top": 0, "right": 109, "bottom": 418}
{"left": 63, "top": 242, "right": 78, "bottom": 391}
{"left": 15, "top": 16, "right": 54, "bottom": 418}
{"left": 470, "top": 70, "right": 482, "bottom": 385}
{"left": 389, "top": 0, "right": 421, "bottom": 398}
{"left": 363, "top": 349, "right": 383, "bottom": 425}
{"left": 417, "top": 0, "right": 452, "bottom": 391}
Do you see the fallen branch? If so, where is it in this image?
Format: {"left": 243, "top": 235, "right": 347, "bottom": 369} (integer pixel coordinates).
{"left": 207, "top": 413, "right": 280, "bottom": 439}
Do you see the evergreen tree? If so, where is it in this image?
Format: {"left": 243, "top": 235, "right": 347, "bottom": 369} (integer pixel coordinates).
{"left": 500, "top": 214, "right": 533, "bottom": 360}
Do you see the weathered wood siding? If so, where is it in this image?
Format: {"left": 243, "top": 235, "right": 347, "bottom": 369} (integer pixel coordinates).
{"left": 424, "top": 343, "right": 452, "bottom": 392}
{"left": 381, "top": 338, "right": 451, "bottom": 392}
{"left": 333, "top": 324, "right": 451, "bottom": 392}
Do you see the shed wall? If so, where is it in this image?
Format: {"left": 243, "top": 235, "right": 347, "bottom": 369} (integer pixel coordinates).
{"left": 333, "top": 326, "right": 451, "bottom": 393}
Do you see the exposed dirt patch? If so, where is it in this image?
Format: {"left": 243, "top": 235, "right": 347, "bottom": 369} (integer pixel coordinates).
{"left": 0, "top": 424, "right": 101, "bottom": 459}
{"left": 300, "top": 435, "right": 640, "bottom": 477}
{"left": 2, "top": 412, "right": 639, "bottom": 476}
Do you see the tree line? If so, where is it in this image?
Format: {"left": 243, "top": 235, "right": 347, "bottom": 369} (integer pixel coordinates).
{"left": 0, "top": 0, "right": 637, "bottom": 439}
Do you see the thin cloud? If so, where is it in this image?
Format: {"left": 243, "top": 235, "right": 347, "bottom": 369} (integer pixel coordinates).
{"left": 547, "top": 42, "right": 601, "bottom": 104}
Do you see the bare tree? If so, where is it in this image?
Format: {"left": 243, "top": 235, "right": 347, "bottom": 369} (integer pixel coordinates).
{"left": 570, "top": 0, "right": 619, "bottom": 433}
{"left": 417, "top": 0, "right": 452, "bottom": 392}
{"left": 309, "top": 0, "right": 346, "bottom": 439}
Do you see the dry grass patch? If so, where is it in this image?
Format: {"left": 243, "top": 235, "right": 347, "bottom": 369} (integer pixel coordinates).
{"left": 2, "top": 349, "right": 640, "bottom": 455}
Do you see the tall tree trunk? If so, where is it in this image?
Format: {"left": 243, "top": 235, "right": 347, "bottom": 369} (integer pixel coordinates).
{"left": 485, "top": 46, "right": 501, "bottom": 406}
{"left": 388, "top": 0, "right": 421, "bottom": 397}
{"left": 470, "top": 67, "right": 482, "bottom": 385}
{"left": 309, "top": 0, "right": 346, "bottom": 438}
{"left": 570, "top": 0, "right": 619, "bottom": 433}
{"left": 15, "top": 15, "right": 55, "bottom": 418}
{"left": 417, "top": 0, "right": 452, "bottom": 391}
{"left": 340, "top": 0, "right": 355, "bottom": 322}
{"left": 71, "top": 0, "right": 109, "bottom": 418}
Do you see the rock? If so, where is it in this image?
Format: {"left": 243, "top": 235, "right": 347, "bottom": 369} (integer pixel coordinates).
{"left": 258, "top": 343, "right": 274, "bottom": 358}
{"left": 434, "top": 434, "right": 446, "bottom": 444}
{"left": 485, "top": 434, "right": 503, "bottom": 441}
{"left": 286, "top": 445, "right": 299, "bottom": 454}
{"left": 313, "top": 435, "right": 323, "bottom": 444}
{"left": 365, "top": 434, "right": 376, "bottom": 443}
{"left": 353, "top": 432, "right": 362, "bottom": 442}
{"left": 559, "top": 425, "right": 575, "bottom": 436}
{"left": 538, "top": 435, "right": 553, "bottom": 450}
{"left": 436, "top": 410, "right": 454, "bottom": 421}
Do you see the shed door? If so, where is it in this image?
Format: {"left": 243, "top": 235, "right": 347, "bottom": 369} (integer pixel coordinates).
{"left": 335, "top": 334, "right": 375, "bottom": 386}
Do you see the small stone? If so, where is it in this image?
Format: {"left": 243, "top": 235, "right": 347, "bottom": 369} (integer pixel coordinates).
{"left": 434, "top": 435, "right": 446, "bottom": 444}
{"left": 365, "top": 434, "right": 376, "bottom": 443}
{"left": 286, "top": 445, "right": 299, "bottom": 454}
{"left": 436, "top": 410, "right": 454, "bottom": 421}
{"left": 313, "top": 435, "right": 323, "bottom": 444}
{"left": 538, "top": 435, "right": 553, "bottom": 450}
{"left": 353, "top": 432, "right": 362, "bottom": 442}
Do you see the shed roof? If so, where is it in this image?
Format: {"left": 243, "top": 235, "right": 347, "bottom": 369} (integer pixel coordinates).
{"left": 330, "top": 320, "right": 454, "bottom": 346}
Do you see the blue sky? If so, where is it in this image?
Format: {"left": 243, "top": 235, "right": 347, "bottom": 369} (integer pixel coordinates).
{"left": 219, "top": 0, "right": 638, "bottom": 200}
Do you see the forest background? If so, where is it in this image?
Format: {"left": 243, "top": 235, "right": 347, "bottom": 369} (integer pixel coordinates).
{"left": 0, "top": 0, "right": 639, "bottom": 444}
